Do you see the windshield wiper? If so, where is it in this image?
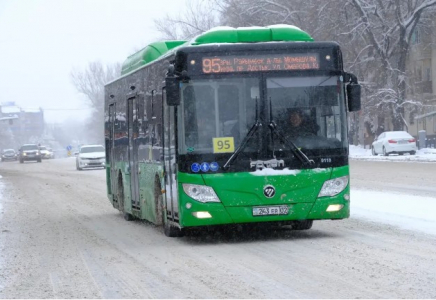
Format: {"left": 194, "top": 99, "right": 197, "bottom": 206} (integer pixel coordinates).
{"left": 223, "top": 98, "right": 261, "bottom": 170}
{"left": 268, "top": 99, "right": 315, "bottom": 168}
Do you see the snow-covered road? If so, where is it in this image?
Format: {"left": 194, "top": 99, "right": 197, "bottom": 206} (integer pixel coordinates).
{"left": 0, "top": 158, "right": 435, "bottom": 298}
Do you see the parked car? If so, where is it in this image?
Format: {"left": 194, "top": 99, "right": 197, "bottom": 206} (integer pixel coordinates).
{"left": 1, "top": 149, "right": 18, "bottom": 162}
{"left": 371, "top": 131, "right": 417, "bottom": 156}
{"left": 18, "top": 144, "right": 42, "bottom": 163}
{"left": 76, "top": 145, "right": 105, "bottom": 170}
{"left": 38, "top": 146, "right": 53, "bottom": 159}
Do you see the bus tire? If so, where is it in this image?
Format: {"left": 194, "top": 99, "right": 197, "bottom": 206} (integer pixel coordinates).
{"left": 291, "top": 220, "right": 313, "bottom": 230}
{"left": 164, "top": 221, "right": 184, "bottom": 237}
{"left": 155, "top": 177, "right": 183, "bottom": 237}
{"left": 118, "top": 175, "right": 134, "bottom": 221}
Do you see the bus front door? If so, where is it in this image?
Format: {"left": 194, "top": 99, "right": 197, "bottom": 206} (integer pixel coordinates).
{"left": 128, "top": 97, "right": 140, "bottom": 210}
{"left": 108, "top": 103, "right": 116, "bottom": 197}
{"left": 163, "top": 99, "right": 179, "bottom": 223}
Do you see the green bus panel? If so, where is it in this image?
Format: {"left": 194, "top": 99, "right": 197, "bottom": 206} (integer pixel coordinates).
{"left": 177, "top": 166, "right": 350, "bottom": 228}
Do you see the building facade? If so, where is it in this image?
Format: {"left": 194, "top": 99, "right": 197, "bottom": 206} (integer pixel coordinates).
{"left": 0, "top": 102, "right": 44, "bottom": 147}
{"left": 406, "top": 20, "right": 436, "bottom": 145}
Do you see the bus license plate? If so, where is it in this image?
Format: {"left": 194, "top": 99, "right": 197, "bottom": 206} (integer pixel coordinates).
{"left": 253, "top": 205, "right": 289, "bottom": 216}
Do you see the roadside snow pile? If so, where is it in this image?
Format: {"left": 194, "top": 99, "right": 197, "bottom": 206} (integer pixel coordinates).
{"left": 349, "top": 145, "right": 436, "bottom": 162}
{"left": 349, "top": 145, "right": 371, "bottom": 156}
{"left": 351, "top": 189, "right": 436, "bottom": 236}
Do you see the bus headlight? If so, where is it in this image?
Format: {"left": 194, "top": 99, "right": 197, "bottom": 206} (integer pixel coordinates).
{"left": 182, "top": 184, "right": 221, "bottom": 203}
{"left": 318, "top": 176, "right": 349, "bottom": 197}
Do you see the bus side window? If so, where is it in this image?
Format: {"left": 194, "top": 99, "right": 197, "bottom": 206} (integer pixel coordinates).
{"left": 183, "top": 86, "right": 198, "bottom": 147}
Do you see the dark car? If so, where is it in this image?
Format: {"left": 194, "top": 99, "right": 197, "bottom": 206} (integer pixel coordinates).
{"left": 19, "top": 144, "right": 42, "bottom": 163}
{"left": 1, "top": 149, "right": 18, "bottom": 162}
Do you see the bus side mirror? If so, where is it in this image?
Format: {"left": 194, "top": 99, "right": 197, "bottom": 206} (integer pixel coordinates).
{"left": 347, "top": 83, "right": 361, "bottom": 112}
{"left": 165, "top": 77, "right": 180, "bottom": 106}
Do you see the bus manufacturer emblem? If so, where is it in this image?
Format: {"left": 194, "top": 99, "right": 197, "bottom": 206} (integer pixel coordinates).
{"left": 263, "top": 185, "right": 276, "bottom": 198}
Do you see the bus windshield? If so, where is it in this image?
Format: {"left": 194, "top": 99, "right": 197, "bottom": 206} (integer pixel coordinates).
{"left": 179, "top": 75, "right": 347, "bottom": 156}
{"left": 179, "top": 77, "right": 259, "bottom": 155}
{"left": 267, "top": 75, "right": 348, "bottom": 151}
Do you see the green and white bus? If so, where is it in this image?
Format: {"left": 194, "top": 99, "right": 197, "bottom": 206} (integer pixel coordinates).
{"left": 104, "top": 25, "right": 361, "bottom": 237}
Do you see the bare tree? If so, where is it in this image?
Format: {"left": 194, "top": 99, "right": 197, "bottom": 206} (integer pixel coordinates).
{"left": 70, "top": 61, "right": 121, "bottom": 143}
{"left": 154, "top": 0, "right": 220, "bottom": 40}
{"left": 70, "top": 61, "right": 121, "bottom": 112}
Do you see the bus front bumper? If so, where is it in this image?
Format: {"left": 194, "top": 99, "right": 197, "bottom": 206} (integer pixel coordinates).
{"left": 179, "top": 191, "right": 350, "bottom": 228}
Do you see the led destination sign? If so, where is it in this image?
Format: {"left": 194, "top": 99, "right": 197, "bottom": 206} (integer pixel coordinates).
{"left": 202, "top": 53, "right": 320, "bottom": 73}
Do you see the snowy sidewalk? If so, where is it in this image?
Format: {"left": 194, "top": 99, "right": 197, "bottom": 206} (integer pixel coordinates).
{"left": 349, "top": 145, "right": 436, "bottom": 162}
{"left": 351, "top": 189, "right": 436, "bottom": 236}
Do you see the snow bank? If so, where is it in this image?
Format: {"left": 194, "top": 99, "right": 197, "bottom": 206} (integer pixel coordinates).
{"left": 349, "top": 145, "right": 436, "bottom": 162}
{"left": 351, "top": 189, "right": 436, "bottom": 236}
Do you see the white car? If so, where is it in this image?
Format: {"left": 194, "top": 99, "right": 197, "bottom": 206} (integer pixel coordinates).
{"left": 76, "top": 145, "right": 105, "bottom": 170}
{"left": 39, "top": 146, "right": 52, "bottom": 159}
{"left": 371, "top": 131, "right": 417, "bottom": 156}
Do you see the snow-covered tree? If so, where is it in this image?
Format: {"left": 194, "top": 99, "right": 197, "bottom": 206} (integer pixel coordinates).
{"left": 346, "top": 0, "right": 436, "bottom": 131}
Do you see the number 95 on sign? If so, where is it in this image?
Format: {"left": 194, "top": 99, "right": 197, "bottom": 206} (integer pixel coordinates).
{"left": 213, "top": 137, "right": 235, "bottom": 153}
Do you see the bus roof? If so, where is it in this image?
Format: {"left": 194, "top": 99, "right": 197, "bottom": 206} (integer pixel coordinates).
{"left": 120, "top": 25, "right": 313, "bottom": 75}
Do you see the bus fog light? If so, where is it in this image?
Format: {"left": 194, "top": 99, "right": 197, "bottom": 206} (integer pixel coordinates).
{"left": 344, "top": 194, "right": 350, "bottom": 201}
{"left": 186, "top": 203, "right": 192, "bottom": 209}
{"left": 192, "top": 211, "right": 212, "bottom": 219}
{"left": 326, "top": 204, "right": 344, "bottom": 212}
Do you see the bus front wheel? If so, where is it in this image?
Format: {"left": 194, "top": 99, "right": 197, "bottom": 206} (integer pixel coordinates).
{"left": 291, "top": 220, "right": 313, "bottom": 230}
{"left": 118, "top": 176, "right": 134, "bottom": 221}
{"left": 155, "top": 177, "right": 183, "bottom": 237}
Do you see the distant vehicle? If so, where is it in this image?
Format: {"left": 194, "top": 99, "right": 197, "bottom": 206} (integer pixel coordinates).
{"left": 19, "top": 144, "right": 42, "bottom": 163}
{"left": 38, "top": 146, "right": 53, "bottom": 159}
{"left": 372, "top": 131, "right": 417, "bottom": 156}
{"left": 76, "top": 145, "right": 105, "bottom": 170}
{"left": 47, "top": 148, "right": 55, "bottom": 159}
{"left": 1, "top": 149, "right": 18, "bottom": 162}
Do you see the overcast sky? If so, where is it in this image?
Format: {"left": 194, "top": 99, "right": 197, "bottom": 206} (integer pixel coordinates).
{"left": 0, "top": 0, "right": 188, "bottom": 123}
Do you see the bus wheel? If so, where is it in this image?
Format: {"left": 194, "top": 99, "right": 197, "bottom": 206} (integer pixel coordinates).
{"left": 118, "top": 176, "right": 134, "bottom": 221}
{"left": 155, "top": 178, "right": 183, "bottom": 237}
{"left": 291, "top": 220, "right": 313, "bottom": 230}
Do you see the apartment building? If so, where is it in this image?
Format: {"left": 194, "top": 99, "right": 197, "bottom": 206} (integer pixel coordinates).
{"left": 406, "top": 21, "right": 436, "bottom": 143}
